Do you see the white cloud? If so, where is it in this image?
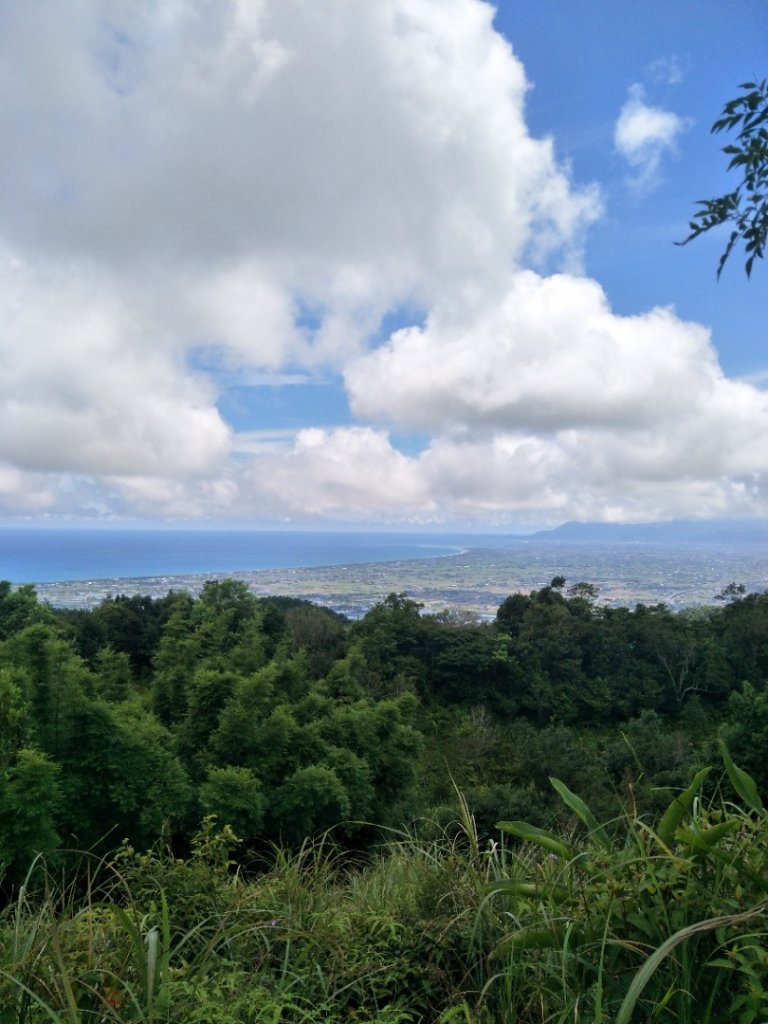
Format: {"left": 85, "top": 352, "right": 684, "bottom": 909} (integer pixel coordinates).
{"left": 346, "top": 272, "right": 727, "bottom": 433}
{"left": 614, "top": 83, "right": 688, "bottom": 192}
{"left": 244, "top": 427, "right": 432, "bottom": 519}
{"left": 0, "top": 0, "right": 602, "bottom": 524}
{"left": 0, "top": 463, "right": 56, "bottom": 514}
{"left": 336, "top": 270, "right": 768, "bottom": 523}
{"left": 0, "top": 0, "right": 598, "bottom": 345}
{"left": 217, "top": 388, "right": 768, "bottom": 525}
{"left": 0, "top": 0, "right": 766, "bottom": 529}
{"left": 0, "top": 247, "right": 231, "bottom": 477}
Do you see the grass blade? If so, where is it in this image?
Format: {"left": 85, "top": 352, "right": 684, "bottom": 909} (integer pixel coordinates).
{"left": 549, "top": 777, "right": 611, "bottom": 851}
{"left": 615, "top": 900, "right": 768, "bottom": 1024}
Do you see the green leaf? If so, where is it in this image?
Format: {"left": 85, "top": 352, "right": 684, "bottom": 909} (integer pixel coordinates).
{"left": 492, "top": 924, "right": 569, "bottom": 956}
{"left": 549, "top": 777, "right": 612, "bottom": 850}
{"left": 676, "top": 818, "right": 740, "bottom": 854}
{"left": 708, "top": 957, "right": 737, "bottom": 970}
{"left": 680, "top": 79, "right": 768, "bottom": 277}
{"left": 719, "top": 739, "right": 764, "bottom": 813}
{"left": 496, "top": 819, "right": 572, "bottom": 860}
{"left": 0, "top": 971, "right": 68, "bottom": 1024}
{"left": 656, "top": 766, "right": 711, "bottom": 846}
{"left": 616, "top": 901, "right": 768, "bottom": 1024}
{"left": 485, "top": 879, "right": 569, "bottom": 903}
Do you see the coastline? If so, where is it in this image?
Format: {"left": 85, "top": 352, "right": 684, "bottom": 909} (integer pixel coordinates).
{"left": 0, "top": 527, "right": 475, "bottom": 586}
{"left": 28, "top": 540, "right": 768, "bottom": 618}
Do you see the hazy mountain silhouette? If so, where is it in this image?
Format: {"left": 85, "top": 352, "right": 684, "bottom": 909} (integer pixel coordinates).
{"left": 529, "top": 520, "right": 768, "bottom": 545}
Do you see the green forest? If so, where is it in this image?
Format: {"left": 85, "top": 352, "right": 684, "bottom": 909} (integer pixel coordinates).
{"left": 2, "top": 576, "right": 768, "bottom": 1022}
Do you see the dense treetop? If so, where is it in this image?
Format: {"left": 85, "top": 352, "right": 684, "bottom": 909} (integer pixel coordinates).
{"left": 1, "top": 575, "right": 767, "bottom": 887}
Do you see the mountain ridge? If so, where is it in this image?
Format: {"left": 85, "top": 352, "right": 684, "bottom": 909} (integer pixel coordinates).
{"left": 529, "top": 519, "right": 768, "bottom": 545}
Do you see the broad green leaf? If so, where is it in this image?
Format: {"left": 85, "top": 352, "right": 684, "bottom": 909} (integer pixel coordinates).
{"left": 549, "top": 777, "right": 611, "bottom": 851}
{"left": 708, "top": 957, "right": 737, "bottom": 970}
{"left": 492, "top": 924, "right": 568, "bottom": 956}
{"left": 656, "top": 766, "right": 711, "bottom": 846}
{"left": 496, "top": 819, "right": 572, "bottom": 860}
{"left": 719, "top": 739, "right": 764, "bottom": 813}
{"left": 485, "top": 879, "right": 568, "bottom": 903}
{"left": 676, "top": 818, "right": 739, "bottom": 854}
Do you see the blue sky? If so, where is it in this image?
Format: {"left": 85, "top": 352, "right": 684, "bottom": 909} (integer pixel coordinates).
{"left": 0, "top": 1, "right": 766, "bottom": 529}
{"left": 496, "top": 0, "right": 767, "bottom": 378}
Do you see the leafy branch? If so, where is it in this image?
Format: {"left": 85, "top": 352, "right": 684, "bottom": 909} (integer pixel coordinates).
{"left": 678, "top": 78, "right": 768, "bottom": 278}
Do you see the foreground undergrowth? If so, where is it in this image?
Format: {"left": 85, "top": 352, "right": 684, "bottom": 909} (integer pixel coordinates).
{"left": 3, "top": 747, "right": 768, "bottom": 1023}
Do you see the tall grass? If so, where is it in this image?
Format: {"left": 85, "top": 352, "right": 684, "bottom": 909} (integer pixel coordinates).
{"left": 3, "top": 749, "right": 768, "bottom": 1022}
{"left": 0, "top": 816, "right": 495, "bottom": 1023}
{"left": 480, "top": 747, "right": 768, "bottom": 1023}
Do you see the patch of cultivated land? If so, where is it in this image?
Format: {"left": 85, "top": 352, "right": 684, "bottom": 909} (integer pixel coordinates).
{"left": 30, "top": 541, "right": 768, "bottom": 616}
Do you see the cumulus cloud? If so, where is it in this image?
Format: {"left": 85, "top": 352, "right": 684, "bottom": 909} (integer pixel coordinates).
{"left": 337, "top": 270, "right": 768, "bottom": 523}
{"left": 614, "top": 83, "right": 688, "bottom": 192}
{"left": 0, "top": 463, "right": 56, "bottom": 514}
{"left": 0, "top": 0, "right": 603, "bottom": 523}
{"left": 0, "top": 0, "right": 597, "bottom": 321}
{"left": 0, "top": 247, "right": 231, "bottom": 476}
{"left": 346, "top": 272, "right": 727, "bottom": 433}
{"left": 1, "top": 0, "right": 766, "bottom": 528}
{"left": 245, "top": 427, "right": 432, "bottom": 519}
{"left": 220, "top": 390, "right": 768, "bottom": 526}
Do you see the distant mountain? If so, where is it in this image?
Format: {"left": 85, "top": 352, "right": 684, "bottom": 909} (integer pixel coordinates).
{"left": 529, "top": 519, "right": 768, "bottom": 545}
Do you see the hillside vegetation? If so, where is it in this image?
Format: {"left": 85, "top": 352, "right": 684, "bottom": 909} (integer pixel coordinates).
{"left": 2, "top": 577, "right": 768, "bottom": 1021}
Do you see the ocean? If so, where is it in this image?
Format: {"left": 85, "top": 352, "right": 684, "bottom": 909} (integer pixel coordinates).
{"left": 0, "top": 528, "right": 477, "bottom": 584}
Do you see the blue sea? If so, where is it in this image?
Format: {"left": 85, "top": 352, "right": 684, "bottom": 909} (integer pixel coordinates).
{"left": 0, "top": 528, "right": 481, "bottom": 584}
